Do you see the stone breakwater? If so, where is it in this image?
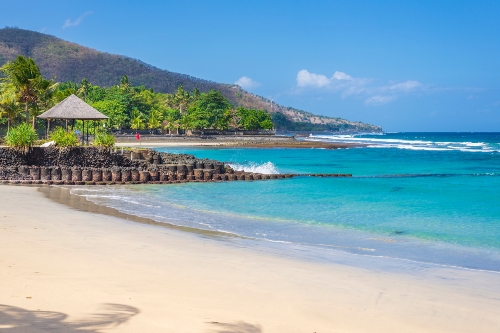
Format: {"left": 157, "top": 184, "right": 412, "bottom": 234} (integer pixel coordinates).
{"left": 0, "top": 147, "right": 351, "bottom": 185}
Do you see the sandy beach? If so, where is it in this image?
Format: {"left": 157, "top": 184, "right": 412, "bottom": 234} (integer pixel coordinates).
{"left": 1, "top": 185, "right": 500, "bottom": 332}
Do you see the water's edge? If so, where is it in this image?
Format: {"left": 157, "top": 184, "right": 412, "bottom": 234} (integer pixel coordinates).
{"left": 37, "top": 185, "right": 239, "bottom": 239}
{"left": 39, "top": 183, "right": 500, "bottom": 274}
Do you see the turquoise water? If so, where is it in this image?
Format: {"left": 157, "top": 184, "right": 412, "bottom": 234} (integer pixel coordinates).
{"left": 69, "top": 133, "right": 500, "bottom": 271}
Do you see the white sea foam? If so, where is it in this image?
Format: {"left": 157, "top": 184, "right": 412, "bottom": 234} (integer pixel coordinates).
{"left": 307, "top": 134, "right": 498, "bottom": 153}
{"left": 228, "top": 161, "right": 280, "bottom": 174}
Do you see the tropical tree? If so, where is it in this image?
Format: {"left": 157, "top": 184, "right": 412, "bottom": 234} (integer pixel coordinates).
{"left": 226, "top": 109, "right": 241, "bottom": 130}
{"left": 30, "top": 76, "right": 59, "bottom": 128}
{"left": 191, "top": 87, "right": 201, "bottom": 101}
{"left": 173, "top": 85, "right": 190, "bottom": 115}
{"left": 236, "top": 107, "right": 274, "bottom": 131}
{"left": 130, "top": 108, "right": 144, "bottom": 130}
{"left": 183, "top": 107, "right": 211, "bottom": 130}
{"left": 0, "top": 83, "right": 21, "bottom": 131}
{"left": 162, "top": 108, "right": 181, "bottom": 134}
{"left": 0, "top": 55, "right": 42, "bottom": 123}
{"left": 120, "top": 75, "right": 130, "bottom": 91}
{"left": 91, "top": 100, "right": 128, "bottom": 130}
{"left": 77, "top": 78, "right": 91, "bottom": 101}
{"left": 54, "top": 82, "right": 78, "bottom": 102}
{"left": 147, "top": 108, "right": 162, "bottom": 131}
{"left": 185, "top": 90, "right": 231, "bottom": 130}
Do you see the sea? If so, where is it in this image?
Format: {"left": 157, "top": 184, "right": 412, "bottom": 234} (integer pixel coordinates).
{"left": 67, "top": 133, "right": 500, "bottom": 272}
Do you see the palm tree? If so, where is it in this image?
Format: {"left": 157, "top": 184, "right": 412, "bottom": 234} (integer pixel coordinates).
{"left": 130, "top": 109, "right": 144, "bottom": 131}
{"left": 0, "top": 56, "right": 42, "bottom": 124}
{"left": 147, "top": 109, "right": 162, "bottom": 131}
{"left": 30, "top": 76, "right": 59, "bottom": 128}
{"left": 77, "top": 78, "right": 91, "bottom": 101}
{"left": 173, "top": 85, "right": 190, "bottom": 116}
{"left": 120, "top": 75, "right": 130, "bottom": 91}
{"left": 0, "top": 83, "right": 21, "bottom": 132}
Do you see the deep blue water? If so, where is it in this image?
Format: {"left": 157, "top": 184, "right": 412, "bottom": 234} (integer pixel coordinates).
{"left": 68, "top": 133, "right": 500, "bottom": 271}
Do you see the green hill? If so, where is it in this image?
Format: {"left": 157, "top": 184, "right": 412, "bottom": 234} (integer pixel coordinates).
{"left": 0, "top": 27, "right": 381, "bottom": 132}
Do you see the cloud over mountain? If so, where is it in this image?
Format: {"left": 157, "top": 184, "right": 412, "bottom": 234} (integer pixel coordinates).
{"left": 296, "top": 69, "right": 423, "bottom": 106}
{"left": 235, "top": 76, "right": 260, "bottom": 89}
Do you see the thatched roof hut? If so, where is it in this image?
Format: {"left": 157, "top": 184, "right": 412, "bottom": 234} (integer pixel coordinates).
{"left": 38, "top": 94, "right": 108, "bottom": 144}
{"left": 38, "top": 94, "right": 108, "bottom": 120}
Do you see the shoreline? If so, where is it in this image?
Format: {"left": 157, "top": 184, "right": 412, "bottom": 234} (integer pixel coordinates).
{"left": 58, "top": 184, "right": 500, "bottom": 273}
{"left": 1, "top": 185, "right": 500, "bottom": 332}
{"left": 38, "top": 185, "right": 238, "bottom": 239}
{"left": 115, "top": 141, "right": 363, "bottom": 149}
{"left": 113, "top": 135, "right": 365, "bottom": 149}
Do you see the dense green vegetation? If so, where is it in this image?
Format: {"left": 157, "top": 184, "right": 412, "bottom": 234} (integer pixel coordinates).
{"left": 0, "top": 27, "right": 382, "bottom": 133}
{"left": 4, "top": 122, "right": 38, "bottom": 151}
{"left": 49, "top": 127, "right": 79, "bottom": 147}
{"left": 93, "top": 132, "right": 116, "bottom": 148}
{"left": 0, "top": 55, "right": 58, "bottom": 129}
{"left": 0, "top": 56, "right": 274, "bottom": 134}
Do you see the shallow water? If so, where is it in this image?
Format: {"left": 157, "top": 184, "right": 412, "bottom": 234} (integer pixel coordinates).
{"left": 69, "top": 132, "right": 500, "bottom": 272}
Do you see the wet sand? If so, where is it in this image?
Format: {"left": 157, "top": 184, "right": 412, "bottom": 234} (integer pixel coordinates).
{"left": 1, "top": 185, "right": 499, "bottom": 332}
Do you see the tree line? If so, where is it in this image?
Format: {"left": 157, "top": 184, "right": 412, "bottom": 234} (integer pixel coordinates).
{"left": 0, "top": 55, "right": 274, "bottom": 134}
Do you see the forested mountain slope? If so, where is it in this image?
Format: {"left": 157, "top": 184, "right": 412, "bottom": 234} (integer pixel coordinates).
{"left": 0, "top": 27, "right": 381, "bottom": 132}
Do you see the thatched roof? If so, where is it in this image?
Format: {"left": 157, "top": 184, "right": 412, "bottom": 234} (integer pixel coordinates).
{"left": 38, "top": 94, "right": 108, "bottom": 120}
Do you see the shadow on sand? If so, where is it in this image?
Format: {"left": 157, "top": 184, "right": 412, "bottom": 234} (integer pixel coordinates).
{"left": 207, "top": 321, "right": 262, "bottom": 333}
{"left": 0, "top": 303, "right": 139, "bottom": 333}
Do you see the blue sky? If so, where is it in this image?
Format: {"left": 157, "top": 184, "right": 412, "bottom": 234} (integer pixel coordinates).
{"left": 1, "top": 0, "right": 499, "bottom": 131}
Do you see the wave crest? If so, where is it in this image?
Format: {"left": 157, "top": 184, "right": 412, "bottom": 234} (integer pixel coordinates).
{"left": 228, "top": 161, "right": 280, "bottom": 174}
{"left": 307, "top": 134, "right": 499, "bottom": 153}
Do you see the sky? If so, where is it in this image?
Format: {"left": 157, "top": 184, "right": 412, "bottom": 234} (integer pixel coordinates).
{"left": 1, "top": 0, "right": 499, "bottom": 131}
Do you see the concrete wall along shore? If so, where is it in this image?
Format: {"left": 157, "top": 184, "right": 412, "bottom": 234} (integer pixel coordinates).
{"left": 0, "top": 147, "right": 351, "bottom": 186}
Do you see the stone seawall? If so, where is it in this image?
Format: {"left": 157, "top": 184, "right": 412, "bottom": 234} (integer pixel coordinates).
{"left": 0, "top": 147, "right": 351, "bottom": 185}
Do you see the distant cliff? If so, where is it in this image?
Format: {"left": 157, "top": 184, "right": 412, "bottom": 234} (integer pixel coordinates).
{"left": 0, "top": 27, "right": 381, "bottom": 133}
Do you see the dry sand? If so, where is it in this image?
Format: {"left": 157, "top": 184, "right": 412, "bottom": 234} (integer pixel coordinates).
{"left": 1, "top": 185, "right": 499, "bottom": 332}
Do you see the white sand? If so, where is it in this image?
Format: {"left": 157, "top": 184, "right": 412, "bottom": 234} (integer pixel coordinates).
{"left": 1, "top": 185, "right": 499, "bottom": 332}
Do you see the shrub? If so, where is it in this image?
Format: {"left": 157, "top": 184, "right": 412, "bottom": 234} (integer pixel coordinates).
{"left": 93, "top": 132, "right": 115, "bottom": 148}
{"left": 49, "top": 127, "right": 79, "bottom": 147}
{"left": 4, "top": 123, "right": 39, "bottom": 152}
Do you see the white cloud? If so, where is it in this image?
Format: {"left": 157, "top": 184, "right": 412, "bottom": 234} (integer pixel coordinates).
{"left": 389, "top": 80, "right": 421, "bottom": 92}
{"left": 235, "top": 76, "right": 260, "bottom": 89}
{"left": 297, "top": 70, "right": 330, "bottom": 87}
{"left": 332, "top": 71, "right": 353, "bottom": 81}
{"left": 365, "top": 95, "right": 396, "bottom": 106}
{"left": 63, "top": 11, "right": 92, "bottom": 29}
{"left": 296, "top": 69, "right": 424, "bottom": 106}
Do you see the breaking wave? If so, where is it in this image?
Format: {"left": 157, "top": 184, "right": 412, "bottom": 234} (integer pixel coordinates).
{"left": 228, "top": 161, "right": 280, "bottom": 174}
{"left": 307, "top": 134, "right": 500, "bottom": 153}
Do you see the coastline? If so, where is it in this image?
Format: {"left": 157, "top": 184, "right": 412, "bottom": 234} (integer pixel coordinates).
{"left": 1, "top": 185, "right": 500, "bottom": 332}
{"left": 113, "top": 135, "right": 364, "bottom": 149}
{"left": 1, "top": 134, "right": 364, "bottom": 149}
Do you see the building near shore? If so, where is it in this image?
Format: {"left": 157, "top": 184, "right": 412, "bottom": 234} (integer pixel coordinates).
{"left": 37, "top": 94, "right": 108, "bottom": 143}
